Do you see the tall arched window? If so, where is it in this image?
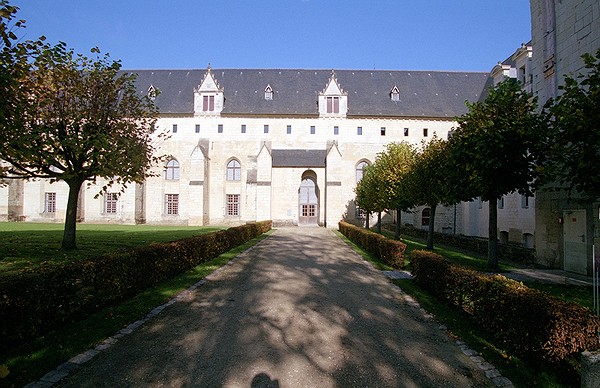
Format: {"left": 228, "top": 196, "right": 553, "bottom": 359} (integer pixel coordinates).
{"left": 356, "top": 160, "right": 370, "bottom": 182}
{"left": 165, "top": 159, "right": 180, "bottom": 180}
{"left": 226, "top": 159, "right": 241, "bottom": 181}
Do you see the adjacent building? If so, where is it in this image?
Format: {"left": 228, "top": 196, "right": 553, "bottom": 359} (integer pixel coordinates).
{"left": 530, "top": 0, "right": 600, "bottom": 275}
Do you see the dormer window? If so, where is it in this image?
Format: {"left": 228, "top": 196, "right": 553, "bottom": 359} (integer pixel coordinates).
{"left": 147, "top": 85, "right": 157, "bottom": 101}
{"left": 326, "top": 97, "right": 339, "bottom": 113}
{"left": 193, "top": 66, "right": 224, "bottom": 116}
{"left": 319, "top": 71, "right": 348, "bottom": 117}
{"left": 203, "top": 95, "right": 215, "bottom": 111}
{"left": 264, "top": 85, "right": 273, "bottom": 100}
{"left": 390, "top": 86, "right": 400, "bottom": 102}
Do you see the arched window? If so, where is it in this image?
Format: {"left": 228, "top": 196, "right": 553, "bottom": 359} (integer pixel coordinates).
{"left": 421, "top": 208, "right": 431, "bottom": 226}
{"left": 356, "top": 160, "right": 370, "bottom": 182}
{"left": 226, "top": 159, "right": 241, "bottom": 181}
{"left": 165, "top": 159, "right": 180, "bottom": 180}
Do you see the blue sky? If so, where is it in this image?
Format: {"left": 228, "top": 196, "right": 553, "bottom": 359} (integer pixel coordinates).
{"left": 11, "top": 1, "right": 531, "bottom": 72}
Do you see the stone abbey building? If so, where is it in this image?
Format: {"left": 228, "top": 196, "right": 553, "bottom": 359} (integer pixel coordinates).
{"left": 0, "top": 61, "right": 536, "bottom": 248}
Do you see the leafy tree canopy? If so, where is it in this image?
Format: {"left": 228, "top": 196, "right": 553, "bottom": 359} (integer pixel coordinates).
{"left": 544, "top": 49, "right": 600, "bottom": 200}
{"left": 0, "top": 38, "right": 161, "bottom": 249}
{"left": 449, "top": 79, "right": 545, "bottom": 203}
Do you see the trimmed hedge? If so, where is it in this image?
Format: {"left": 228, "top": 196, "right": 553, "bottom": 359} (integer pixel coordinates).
{"left": 410, "top": 249, "right": 600, "bottom": 372}
{"left": 0, "top": 221, "right": 272, "bottom": 350}
{"left": 383, "top": 223, "right": 536, "bottom": 264}
{"left": 339, "top": 221, "right": 406, "bottom": 268}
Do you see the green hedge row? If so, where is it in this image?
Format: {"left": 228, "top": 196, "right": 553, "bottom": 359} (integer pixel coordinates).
{"left": 410, "top": 249, "right": 600, "bottom": 372}
{"left": 338, "top": 221, "right": 406, "bottom": 268}
{"left": 0, "top": 221, "right": 272, "bottom": 350}
{"left": 382, "top": 223, "right": 536, "bottom": 263}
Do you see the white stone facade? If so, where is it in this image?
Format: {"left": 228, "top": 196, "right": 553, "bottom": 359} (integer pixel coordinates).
{"left": 531, "top": 0, "right": 600, "bottom": 274}
{"left": 0, "top": 64, "right": 538, "bottom": 248}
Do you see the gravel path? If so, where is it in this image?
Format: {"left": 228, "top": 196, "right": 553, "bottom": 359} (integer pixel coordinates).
{"left": 57, "top": 227, "right": 492, "bottom": 387}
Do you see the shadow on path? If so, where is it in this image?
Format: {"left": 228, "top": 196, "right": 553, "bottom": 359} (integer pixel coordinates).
{"left": 58, "top": 227, "right": 490, "bottom": 387}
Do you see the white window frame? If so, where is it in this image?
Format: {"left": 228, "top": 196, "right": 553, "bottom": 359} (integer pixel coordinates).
{"left": 165, "top": 194, "right": 179, "bottom": 215}
{"left": 227, "top": 159, "right": 241, "bottom": 181}
{"left": 165, "top": 159, "right": 180, "bottom": 180}
{"left": 104, "top": 193, "right": 118, "bottom": 214}
{"left": 226, "top": 194, "right": 240, "bottom": 216}
{"left": 45, "top": 192, "right": 56, "bottom": 213}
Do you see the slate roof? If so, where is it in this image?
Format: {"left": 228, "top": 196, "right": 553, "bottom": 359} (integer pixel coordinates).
{"left": 126, "top": 68, "right": 490, "bottom": 118}
{"left": 271, "top": 149, "right": 327, "bottom": 167}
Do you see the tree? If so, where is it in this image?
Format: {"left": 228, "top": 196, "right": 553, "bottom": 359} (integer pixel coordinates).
{"left": 0, "top": 0, "right": 23, "bottom": 48}
{"left": 0, "top": 42, "right": 160, "bottom": 250}
{"left": 355, "top": 163, "right": 386, "bottom": 230}
{"left": 373, "top": 142, "right": 417, "bottom": 238}
{"left": 544, "top": 49, "right": 600, "bottom": 200}
{"left": 410, "top": 136, "right": 455, "bottom": 250}
{"left": 449, "top": 80, "right": 545, "bottom": 269}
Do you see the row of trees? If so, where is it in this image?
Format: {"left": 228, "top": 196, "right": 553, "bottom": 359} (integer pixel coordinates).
{"left": 0, "top": 1, "right": 161, "bottom": 250}
{"left": 356, "top": 53, "right": 600, "bottom": 269}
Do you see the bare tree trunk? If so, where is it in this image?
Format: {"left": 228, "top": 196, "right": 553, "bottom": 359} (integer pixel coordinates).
{"left": 365, "top": 211, "right": 370, "bottom": 230}
{"left": 62, "top": 178, "right": 83, "bottom": 251}
{"left": 376, "top": 212, "right": 382, "bottom": 234}
{"left": 488, "top": 198, "right": 498, "bottom": 269}
{"left": 395, "top": 207, "right": 401, "bottom": 240}
{"left": 427, "top": 204, "right": 437, "bottom": 250}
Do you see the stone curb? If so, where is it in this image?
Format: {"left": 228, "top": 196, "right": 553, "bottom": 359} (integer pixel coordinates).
{"left": 384, "top": 270, "right": 515, "bottom": 388}
{"left": 24, "top": 239, "right": 267, "bottom": 388}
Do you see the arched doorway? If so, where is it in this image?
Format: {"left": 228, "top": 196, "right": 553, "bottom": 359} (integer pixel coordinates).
{"left": 298, "top": 171, "right": 319, "bottom": 226}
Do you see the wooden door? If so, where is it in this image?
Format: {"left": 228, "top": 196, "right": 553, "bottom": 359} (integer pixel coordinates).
{"left": 298, "top": 178, "right": 318, "bottom": 226}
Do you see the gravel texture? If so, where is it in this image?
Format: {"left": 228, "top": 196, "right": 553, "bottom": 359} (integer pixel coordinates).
{"left": 56, "top": 227, "right": 493, "bottom": 387}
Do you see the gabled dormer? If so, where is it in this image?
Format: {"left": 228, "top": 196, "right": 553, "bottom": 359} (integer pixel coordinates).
{"left": 318, "top": 70, "right": 348, "bottom": 117}
{"left": 390, "top": 85, "right": 400, "bottom": 102}
{"left": 194, "top": 65, "right": 224, "bottom": 116}
{"left": 264, "top": 84, "right": 273, "bottom": 100}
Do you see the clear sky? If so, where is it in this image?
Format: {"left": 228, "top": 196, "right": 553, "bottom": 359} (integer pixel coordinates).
{"left": 10, "top": 0, "right": 531, "bottom": 72}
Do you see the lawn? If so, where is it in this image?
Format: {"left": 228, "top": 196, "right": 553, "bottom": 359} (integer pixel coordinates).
{"left": 0, "top": 222, "right": 223, "bottom": 274}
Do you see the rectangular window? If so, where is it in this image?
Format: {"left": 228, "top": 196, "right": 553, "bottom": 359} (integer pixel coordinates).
{"left": 218, "top": 124, "right": 223, "bottom": 133}
{"left": 241, "top": 124, "right": 246, "bottom": 134}
{"left": 310, "top": 125, "right": 315, "bottom": 135}
{"left": 326, "top": 96, "right": 340, "bottom": 113}
{"left": 357, "top": 126, "right": 362, "bottom": 135}
{"left": 334, "top": 126, "right": 339, "bottom": 135}
{"left": 195, "top": 124, "right": 200, "bottom": 133}
{"left": 172, "top": 124, "right": 177, "bottom": 133}
{"left": 355, "top": 206, "right": 365, "bottom": 219}
{"left": 404, "top": 128, "right": 409, "bottom": 136}
{"left": 104, "top": 193, "right": 118, "bottom": 214}
{"left": 165, "top": 194, "right": 179, "bottom": 215}
{"left": 264, "top": 124, "right": 269, "bottom": 134}
{"left": 45, "top": 192, "right": 56, "bottom": 213}
{"left": 226, "top": 194, "right": 240, "bottom": 216}
{"left": 287, "top": 125, "right": 292, "bottom": 134}
{"left": 498, "top": 197, "right": 504, "bottom": 209}
{"left": 301, "top": 204, "right": 316, "bottom": 217}
{"left": 202, "top": 95, "right": 215, "bottom": 111}
{"left": 521, "top": 195, "right": 530, "bottom": 209}
{"left": 381, "top": 127, "right": 386, "bottom": 136}
{"left": 423, "top": 128, "right": 428, "bottom": 137}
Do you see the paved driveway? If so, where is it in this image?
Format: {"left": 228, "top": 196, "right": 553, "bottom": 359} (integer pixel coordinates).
{"left": 58, "top": 227, "right": 491, "bottom": 387}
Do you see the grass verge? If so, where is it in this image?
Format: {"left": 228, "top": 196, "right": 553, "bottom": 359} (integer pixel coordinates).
{"left": 1, "top": 231, "right": 272, "bottom": 387}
